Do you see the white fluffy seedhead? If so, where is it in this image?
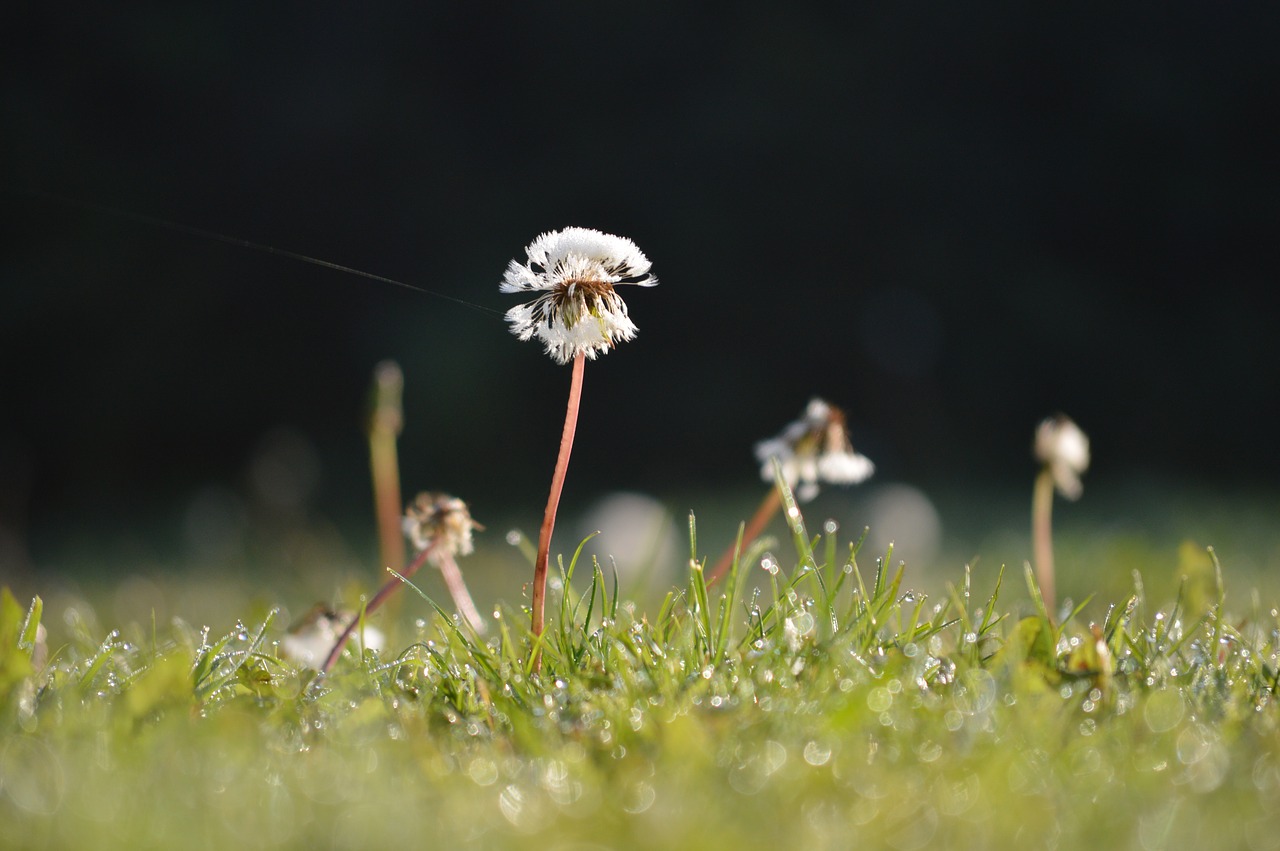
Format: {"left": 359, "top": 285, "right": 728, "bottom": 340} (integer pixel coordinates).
{"left": 755, "top": 397, "right": 875, "bottom": 502}
{"left": 500, "top": 227, "right": 657, "bottom": 364}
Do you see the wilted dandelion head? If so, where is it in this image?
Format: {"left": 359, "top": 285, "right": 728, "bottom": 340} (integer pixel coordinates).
{"left": 281, "top": 604, "right": 385, "bottom": 670}
{"left": 500, "top": 226, "right": 657, "bottom": 364}
{"left": 1034, "top": 414, "right": 1090, "bottom": 500}
{"left": 402, "top": 492, "right": 481, "bottom": 559}
{"left": 755, "top": 398, "right": 875, "bottom": 502}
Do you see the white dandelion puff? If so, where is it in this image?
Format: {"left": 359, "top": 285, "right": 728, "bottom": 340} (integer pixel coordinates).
{"left": 1034, "top": 414, "right": 1090, "bottom": 500}
{"left": 501, "top": 227, "right": 657, "bottom": 364}
{"left": 498, "top": 226, "right": 659, "bottom": 671}
{"left": 755, "top": 398, "right": 875, "bottom": 502}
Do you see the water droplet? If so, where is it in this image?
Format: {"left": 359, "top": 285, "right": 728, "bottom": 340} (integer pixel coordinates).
{"left": 467, "top": 757, "right": 498, "bottom": 786}
{"left": 803, "top": 740, "right": 832, "bottom": 766}
{"left": 823, "top": 519, "right": 839, "bottom": 534}
{"left": 622, "top": 781, "right": 656, "bottom": 814}
{"left": 505, "top": 530, "right": 523, "bottom": 546}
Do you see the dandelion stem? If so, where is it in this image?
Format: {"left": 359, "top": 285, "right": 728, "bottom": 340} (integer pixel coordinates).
{"left": 323, "top": 544, "right": 432, "bottom": 674}
{"left": 707, "top": 487, "right": 782, "bottom": 586}
{"left": 368, "top": 361, "right": 406, "bottom": 580}
{"left": 437, "top": 551, "right": 487, "bottom": 634}
{"left": 531, "top": 351, "right": 586, "bottom": 672}
{"left": 1032, "top": 467, "right": 1057, "bottom": 617}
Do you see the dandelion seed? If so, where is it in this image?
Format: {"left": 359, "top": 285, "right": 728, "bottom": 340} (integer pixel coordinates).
{"left": 706, "top": 398, "right": 874, "bottom": 586}
{"left": 501, "top": 227, "right": 656, "bottom": 365}
{"left": 755, "top": 398, "right": 874, "bottom": 502}
{"left": 283, "top": 604, "right": 385, "bottom": 671}
{"left": 403, "top": 492, "right": 481, "bottom": 559}
{"left": 323, "top": 492, "right": 486, "bottom": 673}
{"left": 402, "top": 492, "right": 487, "bottom": 634}
{"left": 502, "top": 227, "right": 657, "bottom": 671}
{"left": 1032, "top": 413, "right": 1090, "bottom": 618}
{"left": 1035, "top": 414, "right": 1091, "bottom": 500}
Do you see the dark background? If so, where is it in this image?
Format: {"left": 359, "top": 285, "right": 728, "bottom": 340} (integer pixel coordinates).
{"left": 2, "top": 5, "right": 1277, "bottom": 577}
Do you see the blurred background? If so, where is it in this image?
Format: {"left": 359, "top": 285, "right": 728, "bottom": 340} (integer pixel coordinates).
{"left": 2, "top": 5, "right": 1277, "bottom": 620}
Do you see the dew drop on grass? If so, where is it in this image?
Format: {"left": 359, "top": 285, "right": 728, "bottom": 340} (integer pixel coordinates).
{"left": 823, "top": 519, "right": 839, "bottom": 534}
{"left": 916, "top": 740, "right": 943, "bottom": 763}
{"left": 803, "top": 740, "right": 833, "bottom": 766}
{"left": 505, "top": 530, "right": 523, "bottom": 546}
{"left": 468, "top": 757, "right": 499, "bottom": 786}
{"left": 622, "top": 781, "right": 656, "bottom": 814}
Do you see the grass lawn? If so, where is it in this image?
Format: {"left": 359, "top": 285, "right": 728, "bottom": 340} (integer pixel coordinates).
{"left": 4, "top": 492, "right": 1280, "bottom": 851}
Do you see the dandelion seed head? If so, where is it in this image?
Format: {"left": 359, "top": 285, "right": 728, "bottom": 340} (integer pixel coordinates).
{"left": 403, "top": 492, "right": 481, "bottom": 559}
{"left": 1035, "top": 414, "right": 1090, "bottom": 500}
{"left": 281, "top": 604, "right": 385, "bottom": 670}
{"left": 754, "top": 397, "right": 875, "bottom": 502}
{"left": 500, "top": 227, "right": 656, "bottom": 364}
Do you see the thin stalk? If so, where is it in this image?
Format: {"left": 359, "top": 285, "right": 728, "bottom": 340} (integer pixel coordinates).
{"left": 323, "top": 544, "right": 433, "bottom": 674}
{"left": 1031, "top": 467, "right": 1056, "bottom": 617}
{"left": 531, "top": 351, "right": 586, "bottom": 673}
{"left": 437, "top": 552, "right": 487, "bottom": 634}
{"left": 707, "top": 488, "right": 782, "bottom": 586}
{"left": 368, "top": 361, "right": 406, "bottom": 575}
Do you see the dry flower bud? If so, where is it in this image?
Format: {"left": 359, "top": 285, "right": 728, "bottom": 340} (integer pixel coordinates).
{"left": 402, "top": 492, "right": 481, "bottom": 559}
{"left": 1034, "top": 414, "right": 1090, "bottom": 500}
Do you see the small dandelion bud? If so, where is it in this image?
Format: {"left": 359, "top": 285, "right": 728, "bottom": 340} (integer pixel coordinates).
{"left": 500, "top": 226, "right": 657, "bottom": 364}
{"left": 402, "top": 492, "right": 481, "bottom": 559}
{"left": 755, "top": 398, "right": 874, "bottom": 502}
{"left": 1034, "top": 414, "right": 1090, "bottom": 500}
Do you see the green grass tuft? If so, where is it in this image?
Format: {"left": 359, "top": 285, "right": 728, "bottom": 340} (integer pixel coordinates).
{"left": 4, "top": 501, "right": 1280, "bottom": 850}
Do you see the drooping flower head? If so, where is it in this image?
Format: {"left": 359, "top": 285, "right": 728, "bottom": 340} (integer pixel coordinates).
{"left": 501, "top": 227, "right": 657, "bottom": 364}
{"left": 282, "top": 604, "right": 385, "bottom": 670}
{"left": 755, "top": 398, "right": 875, "bottom": 502}
{"left": 1034, "top": 414, "right": 1090, "bottom": 500}
{"left": 402, "top": 492, "right": 482, "bottom": 560}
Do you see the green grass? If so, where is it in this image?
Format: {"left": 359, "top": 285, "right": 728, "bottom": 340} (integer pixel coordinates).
{"left": 4, "top": 499, "right": 1280, "bottom": 850}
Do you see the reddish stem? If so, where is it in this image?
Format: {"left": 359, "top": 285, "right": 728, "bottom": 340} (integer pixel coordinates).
{"left": 706, "top": 487, "right": 783, "bottom": 586}
{"left": 322, "top": 544, "right": 433, "bottom": 674}
{"left": 530, "top": 351, "right": 586, "bottom": 673}
{"left": 437, "top": 551, "right": 487, "bottom": 634}
{"left": 368, "top": 362, "right": 406, "bottom": 576}
{"left": 1031, "top": 467, "right": 1057, "bottom": 618}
